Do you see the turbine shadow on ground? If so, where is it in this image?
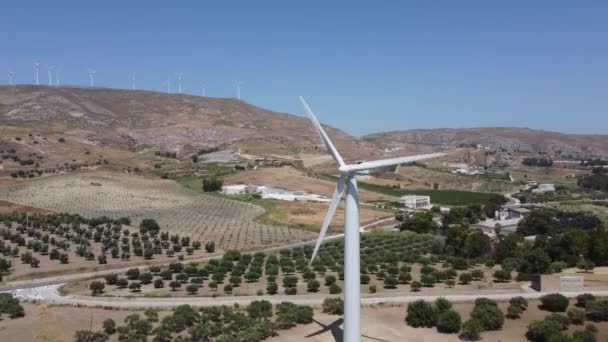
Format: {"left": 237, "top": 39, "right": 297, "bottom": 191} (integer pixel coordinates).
{"left": 305, "top": 318, "right": 392, "bottom": 342}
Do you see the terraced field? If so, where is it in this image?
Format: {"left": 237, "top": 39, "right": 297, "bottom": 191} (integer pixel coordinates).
{"left": 0, "top": 171, "right": 316, "bottom": 251}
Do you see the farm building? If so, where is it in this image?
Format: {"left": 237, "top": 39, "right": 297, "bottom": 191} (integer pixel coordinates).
{"left": 494, "top": 207, "right": 530, "bottom": 221}
{"left": 532, "top": 183, "right": 555, "bottom": 193}
{"left": 399, "top": 195, "right": 431, "bottom": 209}
{"left": 221, "top": 184, "right": 249, "bottom": 195}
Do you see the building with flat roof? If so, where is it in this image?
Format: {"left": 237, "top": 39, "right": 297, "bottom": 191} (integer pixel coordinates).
{"left": 221, "top": 184, "right": 249, "bottom": 195}
{"left": 399, "top": 195, "right": 431, "bottom": 209}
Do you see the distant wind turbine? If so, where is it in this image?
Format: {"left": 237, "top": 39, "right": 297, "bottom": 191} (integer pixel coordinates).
{"left": 55, "top": 66, "right": 61, "bottom": 86}
{"left": 8, "top": 70, "right": 15, "bottom": 85}
{"left": 234, "top": 81, "right": 243, "bottom": 100}
{"left": 88, "top": 69, "right": 96, "bottom": 87}
{"left": 201, "top": 82, "right": 206, "bottom": 97}
{"left": 176, "top": 72, "right": 183, "bottom": 94}
{"left": 162, "top": 77, "right": 171, "bottom": 94}
{"left": 33, "top": 61, "right": 40, "bottom": 85}
{"left": 47, "top": 65, "right": 54, "bottom": 86}
{"left": 131, "top": 73, "right": 136, "bottom": 90}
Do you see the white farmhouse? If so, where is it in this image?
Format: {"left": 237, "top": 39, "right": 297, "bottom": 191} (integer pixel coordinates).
{"left": 532, "top": 183, "right": 555, "bottom": 193}
{"left": 221, "top": 184, "right": 249, "bottom": 195}
{"left": 399, "top": 195, "right": 431, "bottom": 209}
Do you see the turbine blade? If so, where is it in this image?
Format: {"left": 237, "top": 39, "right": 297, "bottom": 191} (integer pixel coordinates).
{"left": 341, "top": 153, "right": 446, "bottom": 172}
{"left": 299, "top": 96, "right": 345, "bottom": 167}
{"left": 310, "top": 174, "right": 346, "bottom": 263}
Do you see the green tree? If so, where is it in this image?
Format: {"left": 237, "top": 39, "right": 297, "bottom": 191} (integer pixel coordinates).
{"left": 461, "top": 319, "right": 483, "bottom": 341}
{"left": 436, "top": 309, "right": 461, "bottom": 333}
{"left": 89, "top": 281, "right": 105, "bottom": 296}
{"left": 406, "top": 300, "right": 437, "bottom": 328}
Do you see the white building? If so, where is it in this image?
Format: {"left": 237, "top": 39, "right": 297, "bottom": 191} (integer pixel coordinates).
{"left": 221, "top": 184, "right": 249, "bottom": 195}
{"left": 399, "top": 195, "right": 431, "bottom": 209}
{"left": 532, "top": 183, "right": 555, "bottom": 193}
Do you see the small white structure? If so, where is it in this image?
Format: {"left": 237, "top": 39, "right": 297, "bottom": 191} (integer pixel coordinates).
{"left": 221, "top": 184, "right": 249, "bottom": 195}
{"left": 399, "top": 195, "right": 431, "bottom": 209}
{"left": 532, "top": 183, "right": 555, "bottom": 193}
{"left": 494, "top": 207, "right": 529, "bottom": 221}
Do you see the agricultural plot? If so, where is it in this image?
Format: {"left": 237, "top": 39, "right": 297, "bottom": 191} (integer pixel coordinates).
{"left": 0, "top": 213, "right": 215, "bottom": 280}
{"left": 66, "top": 231, "right": 518, "bottom": 299}
{"left": 0, "top": 171, "right": 316, "bottom": 252}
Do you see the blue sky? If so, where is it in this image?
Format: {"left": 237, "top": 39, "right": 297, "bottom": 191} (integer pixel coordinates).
{"left": 1, "top": 1, "right": 607, "bottom": 136}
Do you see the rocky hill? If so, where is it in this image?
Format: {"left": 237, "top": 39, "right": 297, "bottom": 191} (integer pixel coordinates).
{"left": 365, "top": 127, "right": 608, "bottom": 159}
{"left": 0, "top": 85, "right": 382, "bottom": 161}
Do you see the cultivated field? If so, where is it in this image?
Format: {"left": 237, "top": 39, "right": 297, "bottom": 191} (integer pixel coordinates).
{"left": 0, "top": 171, "right": 316, "bottom": 251}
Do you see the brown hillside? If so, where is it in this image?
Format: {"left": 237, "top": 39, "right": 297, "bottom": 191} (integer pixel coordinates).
{"left": 365, "top": 127, "right": 608, "bottom": 159}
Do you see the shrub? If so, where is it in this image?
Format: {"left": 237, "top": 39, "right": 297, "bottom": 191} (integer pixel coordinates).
{"left": 322, "top": 297, "right": 344, "bottom": 315}
{"left": 507, "top": 304, "right": 523, "bottom": 319}
{"left": 493, "top": 269, "right": 511, "bottom": 282}
{"left": 585, "top": 300, "right": 608, "bottom": 322}
{"left": 410, "top": 281, "right": 422, "bottom": 292}
{"left": 576, "top": 294, "right": 595, "bottom": 308}
{"left": 89, "top": 281, "right": 105, "bottom": 296}
{"left": 540, "top": 293, "right": 569, "bottom": 312}
{"left": 568, "top": 308, "right": 586, "bottom": 325}
{"left": 435, "top": 298, "right": 452, "bottom": 313}
{"left": 573, "top": 329, "right": 597, "bottom": 342}
{"left": 436, "top": 310, "right": 461, "bottom": 333}
{"left": 329, "top": 283, "right": 342, "bottom": 294}
{"left": 545, "top": 314, "right": 570, "bottom": 330}
{"left": 471, "top": 269, "right": 484, "bottom": 280}
{"left": 460, "top": 319, "right": 483, "bottom": 341}
{"left": 421, "top": 274, "right": 436, "bottom": 287}
{"left": 307, "top": 280, "right": 320, "bottom": 292}
{"left": 406, "top": 300, "right": 437, "bottom": 328}
{"left": 459, "top": 273, "right": 472, "bottom": 284}
{"left": 510, "top": 296, "right": 529, "bottom": 310}
{"left": 102, "top": 318, "right": 116, "bottom": 335}
{"left": 470, "top": 301, "right": 504, "bottom": 331}
{"left": 266, "top": 282, "right": 278, "bottom": 295}
{"left": 284, "top": 287, "right": 297, "bottom": 295}
{"left": 526, "top": 318, "right": 563, "bottom": 342}
{"left": 154, "top": 279, "right": 164, "bottom": 288}
{"left": 0, "top": 293, "right": 25, "bottom": 319}
{"left": 369, "top": 285, "right": 376, "bottom": 293}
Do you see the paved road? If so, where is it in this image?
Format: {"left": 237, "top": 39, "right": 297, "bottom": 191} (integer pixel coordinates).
{"left": 11, "top": 282, "right": 608, "bottom": 309}
{"left": 0, "top": 216, "right": 394, "bottom": 293}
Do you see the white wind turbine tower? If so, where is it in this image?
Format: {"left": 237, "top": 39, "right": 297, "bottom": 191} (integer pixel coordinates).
{"left": 7, "top": 70, "right": 15, "bottom": 85}
{"left": 33, "top": 61, "right": 40, "bottom": 85}
{"left": 300, "top": 97, "right": 445, "bottom": 342}
{"left": 88, "top": 69, "right": 96, "bottom": 87}
{"left": 47, "top": 65, "right": 54, "bottom": 86}
{"left": 201, "top": 82, "right": 206, "bottom": 97}
{"left": 234, "top": 81, "right": 243, "bottom": 100}
{"left": 176, "top": 72, "right": 183, "bottom": 94}
{"left": 163, "top": 77, "right": 171, "bottom": 94}
{"left": 55, "top": 66, "right": 61, "bottom": 86}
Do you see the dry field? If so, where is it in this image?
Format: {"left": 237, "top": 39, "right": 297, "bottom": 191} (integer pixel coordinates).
{"left": 223, "top": 167, "right": 395, "bottom": 202}
{"left": 0, "top": 171, "right": 316, "bottom": 251}
{"left": 509, "top": 164, "right": 590, "bottom": 186}
{"left": 258, "top": 200, "right": 392, "bottom": 232}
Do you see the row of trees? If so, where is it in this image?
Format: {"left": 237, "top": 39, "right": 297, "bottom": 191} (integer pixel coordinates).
{"left": 75, "top": 301, "right": 313, "bottom": 342}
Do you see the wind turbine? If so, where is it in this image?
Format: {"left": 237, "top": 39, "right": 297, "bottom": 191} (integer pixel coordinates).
{"left": 88, "top": 69, "right": 96, "bottom": 87}
{"left": 33, "top": 61, "right": 40, "bottom": 85}
{"left": 55, "top": 66, "right": 61, "bottom": 86}
{"left": 176, "top": 72, "right": 183, "bottom": 94}
{"left": 234, "top": 81, "right": 243, "bottom": 100}
{"left": 163, "top": 77, "right": 171, "bottom": 94}
{"left": 131, "top": 73, "right": 136, "bottom": 90}
{"left": 7, "top": 70, "right": 15, "bottom": 85}
{"left": 300, "top": 97, "right": 445, "bottom": 342}
{"left": 201, "top": 82, "right": 206, "bottom": 97}
{"left": 47, "top": 65, "right": 54, "bottom": 86}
